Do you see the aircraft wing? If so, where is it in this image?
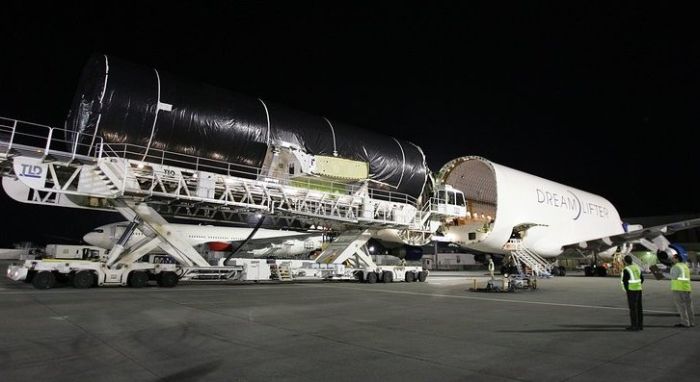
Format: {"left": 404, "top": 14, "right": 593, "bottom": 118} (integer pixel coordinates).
{"left": 203, "top": 232, "right": 321, "bottom": 256}
{"left": 563, "top": 217, "right": 700, "bottom": 253}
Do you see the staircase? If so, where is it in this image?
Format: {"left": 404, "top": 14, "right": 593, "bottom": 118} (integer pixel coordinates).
{"left": 270, "top": 263, "right": 293, "bottom": 281}
{"left": 314, "top": 229, "right": 374, "bottom": 269}
{"left": 507, "top": 239, "right": 552, "bottom": 277}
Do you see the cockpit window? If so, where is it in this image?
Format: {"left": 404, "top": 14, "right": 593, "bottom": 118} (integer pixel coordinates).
{"left": 92, "top": 229, "right": 104, "bottom": 233}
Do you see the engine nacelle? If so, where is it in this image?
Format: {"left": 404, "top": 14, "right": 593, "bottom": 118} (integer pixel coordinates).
{"left": 656, "top": 243, "right": 687, "bottom": 265}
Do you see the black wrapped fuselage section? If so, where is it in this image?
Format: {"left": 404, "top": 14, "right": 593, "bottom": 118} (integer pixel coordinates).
{"left": 66, "top": 55, "right": 428, "bottom": 197}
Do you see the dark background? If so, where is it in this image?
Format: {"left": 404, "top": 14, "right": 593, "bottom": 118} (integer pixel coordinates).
{"left": 1, "top": 2, "right": 698, "bottom": 247}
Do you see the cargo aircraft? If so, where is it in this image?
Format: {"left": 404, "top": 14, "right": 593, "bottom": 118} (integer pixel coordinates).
{"left": 432, "top": 156, "right": 700, "bottom": 274}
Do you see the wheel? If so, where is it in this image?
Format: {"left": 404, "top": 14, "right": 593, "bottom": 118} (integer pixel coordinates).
{"left": 72, "top": 271, "right": 94, "bottom": 289}
{"left": 157, "top": 272, "right": 179, "bottom": 287}
{"left": 366, "top": 272, "right": 378, "bottom": 284}
{"left": 551, "top": 267, "right": 560, "bottom": 276}
{"left": 584, "top": 266, "right": 593, "bottom": 277}
{"left": 355, "top": 270, "right": 365, "bottom": 283}
{"left": 32, "top": 271, "right": 56, "bottom": 290}
{"left": 157, "top": 271, "right": 179, "bottom": 287}
{"left": 558, "top": 266, "right": 566, "bottom": 276}
{"left": 128, "top": 271, "right": 149, "bottom": 288}
{"left": 405, "top": 271, "right": 415, "bottom": 282}
{"left": 596, "top": 266, "right": 607, "bottom": 277}
{"left": 418, "top": 271, "right": 428, "bottom": 282}
{"left": 382, "top": 271, "right": 394, "bottom": 283}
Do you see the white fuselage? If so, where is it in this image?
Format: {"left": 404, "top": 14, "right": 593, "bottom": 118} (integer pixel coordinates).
{"left": 440, "top": 157, "right": 624, "bottom": 257}
{"left": 84, "top": 222, "right": 323, "bottom": 258}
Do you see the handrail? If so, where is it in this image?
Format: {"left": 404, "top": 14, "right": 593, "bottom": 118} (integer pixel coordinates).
{"left": 5, "top": 119, "right": 17, "bottom": 155}
{"left": 0, "top": 115, "right": 421, "bottom": 208}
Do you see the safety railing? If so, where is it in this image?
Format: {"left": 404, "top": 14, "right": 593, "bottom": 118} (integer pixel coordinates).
{"left": 97, "top": 142, "right": 420, "bottom": 208}
{"left": 0, "top": 116, "right": 103, "bottom": 162}
{"left": 0, "top": 115, "right": 424, "bottom": 214}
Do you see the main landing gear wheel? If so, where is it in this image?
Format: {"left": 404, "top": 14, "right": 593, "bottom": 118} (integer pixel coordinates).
{"left": 72, "top": 271, "right": 94, "bottom": 289}
{"left": 32, "top": 271, "right": 56, "bottom": 290}
{"left": 128, "top": 271, "right": 149, "bottom": 288}
{"left": 157, "top": 272, "right": 179, "bottom": 288}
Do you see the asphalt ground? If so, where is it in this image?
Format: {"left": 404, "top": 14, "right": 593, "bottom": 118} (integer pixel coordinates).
{"left": 0, "top": 264, "right": 698, "bottom": 382}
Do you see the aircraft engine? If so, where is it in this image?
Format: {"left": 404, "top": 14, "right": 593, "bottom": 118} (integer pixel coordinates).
{"left": 656, "top": 244, "right": 687, "bottom": 265}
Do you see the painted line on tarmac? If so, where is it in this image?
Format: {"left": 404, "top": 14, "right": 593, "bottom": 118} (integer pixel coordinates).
{"left": 309, "top": 284, "right": 677, "bottom": 314}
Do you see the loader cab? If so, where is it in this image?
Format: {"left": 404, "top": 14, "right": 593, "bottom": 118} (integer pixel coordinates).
{"left": 433, "top": 185, "right": 467, "bottom": 218}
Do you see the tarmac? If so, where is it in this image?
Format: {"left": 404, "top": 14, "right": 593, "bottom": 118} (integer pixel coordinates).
{"left": 0, "top": 262, "right": 698, "bottom": 382}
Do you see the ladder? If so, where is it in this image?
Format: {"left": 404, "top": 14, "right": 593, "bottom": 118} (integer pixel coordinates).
{"left": 508, "top": 239, "right": 552, "bottom": 277}
{"left": 313, "top": 229, "right": 375, "bottom": 269}
{"left": 277, "top": 263, "right": 293, "bottom": 280}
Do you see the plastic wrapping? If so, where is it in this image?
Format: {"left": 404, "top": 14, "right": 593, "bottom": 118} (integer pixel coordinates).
{"left": 66, "top": 55, "right": 428, "bottom": 197}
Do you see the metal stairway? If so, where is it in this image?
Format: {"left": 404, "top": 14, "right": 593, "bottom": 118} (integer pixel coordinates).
{"left": 507, "top": 239, "right": 552, "bottom": 277}
{"left": 271, "top": 263, "right": 293, "bottom": 281}
{"left": 313, "top": 229, "right": 375, "bottom": 269}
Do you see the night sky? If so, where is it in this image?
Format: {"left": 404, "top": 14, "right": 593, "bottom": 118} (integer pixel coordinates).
{"left": 1, "top": 2, "right": 698, "bottom": 247}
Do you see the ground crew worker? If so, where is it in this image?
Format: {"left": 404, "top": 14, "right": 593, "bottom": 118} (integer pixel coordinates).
{"left": 488, "top": 256, "right": 495, "bottom": 280}
{"left": 621, "top": 255, "right": 644, "bottom": 331}
{"left": 670, "top": 253, "right": 695, "bottom": 328}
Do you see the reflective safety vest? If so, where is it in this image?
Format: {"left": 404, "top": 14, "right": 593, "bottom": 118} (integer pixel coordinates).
{"left": 621, "top": 264, "right": 642, "bottom": 291}
{"left": 488, "top": 260, "right": 494, "bottom": 272}
{"left": 671, "top": 263, "right": 692, "bottom": 292}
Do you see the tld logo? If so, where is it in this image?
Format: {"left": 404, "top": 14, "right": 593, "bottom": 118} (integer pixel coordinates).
{"left": 20, "top": 164, "right": 43, "bottom": 178}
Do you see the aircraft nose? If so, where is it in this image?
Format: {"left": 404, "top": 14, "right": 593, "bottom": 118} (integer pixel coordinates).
{"left": 83, "top": 232, "right": 100, "bottom": 247}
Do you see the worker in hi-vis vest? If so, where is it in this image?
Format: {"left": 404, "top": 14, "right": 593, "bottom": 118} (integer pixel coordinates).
{"left": 670, "top": 253, "right": 695, "bottom": 328}
{"left": 488, "top": 256, "right": 495, "bottom": 280}
{"left": 621, "top": 255, "right": 644, "bottom": 331}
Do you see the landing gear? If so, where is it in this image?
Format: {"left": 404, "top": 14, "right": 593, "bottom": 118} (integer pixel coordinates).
{"left": 596, "top": 266, "right": 607, "bottom": 277}
{"left": 584, "top": 265, "right": 607, "bottom": 277}
{"left": 500, "top": 265, "right": 518, "bottom": 277}
{"left": 551, "top": 266, "right": 566, "bottom": 276}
